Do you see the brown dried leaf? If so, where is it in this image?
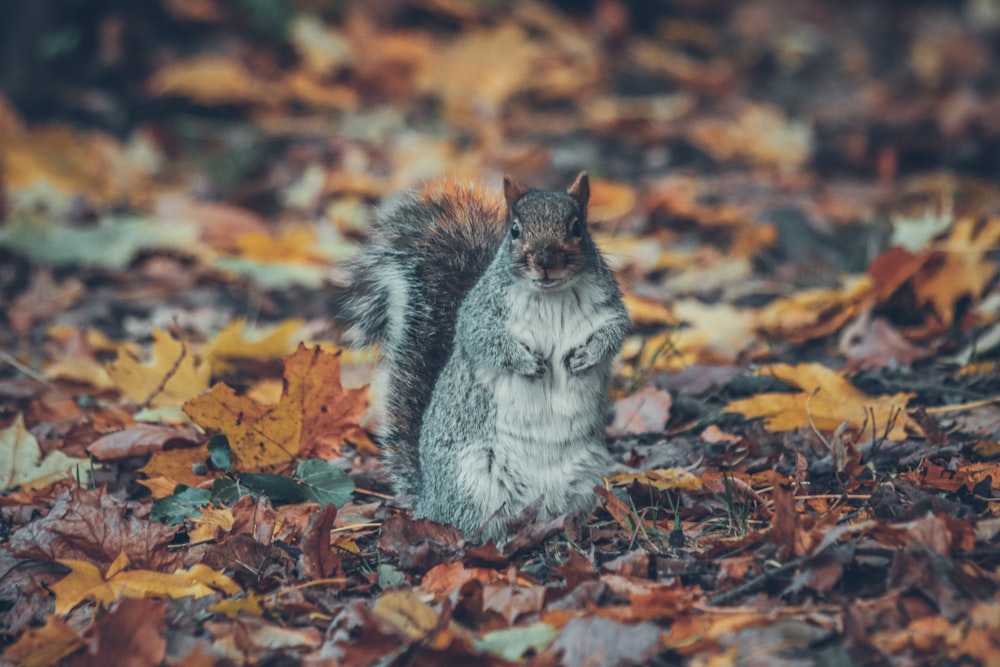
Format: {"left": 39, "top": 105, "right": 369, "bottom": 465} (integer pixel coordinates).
{"left": 73, "top": 598, "right": 166, "bottom": 667}
{"left": 7, "top": 488, "right": 184, "bottom": 571}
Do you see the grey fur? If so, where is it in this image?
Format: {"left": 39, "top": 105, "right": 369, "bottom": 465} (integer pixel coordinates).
{"left": 345, "top": 175, "right": 628, "bottom": 541}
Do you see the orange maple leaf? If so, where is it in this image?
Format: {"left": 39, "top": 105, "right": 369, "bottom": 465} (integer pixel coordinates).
{"left": 183, "top": 344, "right": 372, "bottom": 473}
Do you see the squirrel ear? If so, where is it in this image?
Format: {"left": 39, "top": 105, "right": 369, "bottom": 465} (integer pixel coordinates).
{"left": 567, "top": 171, "right": 590, "bottom": 210}
{"left": 503, "top": 175, "right": 525, "bottom": 209}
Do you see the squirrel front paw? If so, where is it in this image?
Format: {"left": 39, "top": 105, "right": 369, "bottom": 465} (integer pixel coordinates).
{"left": 512, "top": 344, "right": 549, "bottom": 378}
{"left": 565, "top": 340, "right": 599, "bottom": 373}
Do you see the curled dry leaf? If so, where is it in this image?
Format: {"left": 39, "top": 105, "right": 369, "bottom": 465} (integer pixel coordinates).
{"left": 608, "top": 386, "right": 672, "bottom": 437}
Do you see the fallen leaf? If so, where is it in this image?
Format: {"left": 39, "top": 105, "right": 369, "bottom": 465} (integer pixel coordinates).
{"left": 609, "top": 468, "right": 703, "bottom": 492}
{"left": 688, "top": 103, "right": 814, "bottom": 169}
{"left": 0, "top": 216, "right": 198, "bottom": 270}
{"left": 0, "top": 414, "right": 88, "bottom": 491}
{"left": 724, "top": 363, "right": 917, "bottom": 440}
{"left": 183, "top": 345, "right": 371, "bottom": 472}
{"left": 756, "top": 276, "right": 875, "bottom": 344}
{"left": 608, "top": 386, "right": 673, "bottom": 436}
{"left": 52, "top": 559, "right": 239, "bottom": 615}
{"left": 148, "top": 54, "right": 273, "bottom": 105}
{"left": 204, "top": 318, "right": 305, "bottom": 373}
{"left": 87, "top": 424, "right": 201, "bottom": 461}
{"left": 372, "top": 588, "right": 440, "bottom": 642}
{"left": 1, "top": 614, "right": 85, "bottom": 667}
{"left": 7, "top": 488, "right": 184, "bottom": 571}
{"left": 107, "top": 328, "right": 211, "bottom": 409}
{"left": 73, "top": 598, "right": 166, "bottom": 667}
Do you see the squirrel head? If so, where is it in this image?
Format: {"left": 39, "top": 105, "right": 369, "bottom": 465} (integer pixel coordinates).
{"left": 503, "top": 171, "right": 591, "bottom": 290}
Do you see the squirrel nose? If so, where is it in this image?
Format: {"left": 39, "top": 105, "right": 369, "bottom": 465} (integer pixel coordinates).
{"left": 533, "top": 248, "right": 565, "bottom": 271}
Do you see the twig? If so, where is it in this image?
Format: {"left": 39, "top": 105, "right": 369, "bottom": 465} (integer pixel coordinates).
{"left": 924, "top": 396, "right": 1000, "bottom": 414}
{"left": 709, "top": 555, "right": 809, "bottom": 606}
{"left": 0, "top": 351, "right": 62, "bottom": 393}
{"left": 353, "top": 487, "right": 394, "bottom": 500}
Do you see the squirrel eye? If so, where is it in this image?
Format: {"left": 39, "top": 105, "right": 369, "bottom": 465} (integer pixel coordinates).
{"left": 571, "top": 219, "right": 583, "bottom": 237}
{"left": 511, "top": 221, "right": 521, "bottom": 239}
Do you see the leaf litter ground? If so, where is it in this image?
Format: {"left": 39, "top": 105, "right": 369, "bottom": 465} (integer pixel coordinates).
{"left": 1, "top": 1, "right": 999, "bottom": 665}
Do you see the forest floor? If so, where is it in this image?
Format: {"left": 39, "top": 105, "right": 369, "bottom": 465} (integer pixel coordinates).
{"left": 1, "top": 0, "right": 999, "bottom": 665}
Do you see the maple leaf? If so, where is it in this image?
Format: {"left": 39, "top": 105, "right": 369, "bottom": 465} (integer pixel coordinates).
{"left": 0, "top": 414, "right": 88, "bottom": 491}
{"left": 203, "top": 318, "right": 305, "bottom": 373}
{"left": 183, "top": 344, "right": 371, "bottom": 472}
{"left": 724, "top": 363, "right": 917, "bottom": 440}
{"left": 106, "top": 328, "right": 210, "bottom": 409}
{"left": 7, "top": 487, "right": 185, "bottom": 571}
{"left": 912, "top": 216, "right": 1000, "bottom": 329}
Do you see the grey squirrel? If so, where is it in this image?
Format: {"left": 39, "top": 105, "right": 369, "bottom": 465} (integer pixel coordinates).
{"left": 345, "top": 172, "right": 629, "bottom": 541}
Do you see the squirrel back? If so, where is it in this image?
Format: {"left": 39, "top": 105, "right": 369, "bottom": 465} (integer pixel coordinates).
{"left": 343, "top": 180, "right": 506, "bottom": 497}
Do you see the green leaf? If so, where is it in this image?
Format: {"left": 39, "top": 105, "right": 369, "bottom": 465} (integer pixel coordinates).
{"left": 474, "top": 623, "right": 558, "bottom": 661}
{"left": 151, "top": 486, "right": 212, "bottom": 524}
{"left": 212, "top": 477, "right": 248, "bottom": 505}
{"left": 0, "top": 216, "right": 198, "bottom": 270}
{"left": 377, "top": 563, "right": 406, "bottom": 589}
{"left": 296, "top": 459, "right": 354, "bottom": 507}
{"left": 207, "top": 434, "right": 232, "bottom": 472}
{"left": 234, "top": 472, "right": 305, "bottom": 504}
{"left": 211, "top": 257, "right": 328, "bottom": 289}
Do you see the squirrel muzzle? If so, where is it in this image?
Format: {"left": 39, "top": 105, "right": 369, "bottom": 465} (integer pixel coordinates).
{"left": 528, "top": 245, "right": 572, "bottom": 285}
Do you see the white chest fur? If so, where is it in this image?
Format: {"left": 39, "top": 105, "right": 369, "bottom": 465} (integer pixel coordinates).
{"left": 467, "top": 276, "right": 615, "bottom": 516}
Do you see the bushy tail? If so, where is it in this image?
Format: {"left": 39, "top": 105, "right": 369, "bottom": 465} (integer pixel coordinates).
{"left": 342, "top": 181, "right": 505, "bottom": 497}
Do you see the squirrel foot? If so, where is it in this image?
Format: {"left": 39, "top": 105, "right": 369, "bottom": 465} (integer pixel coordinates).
{"left": 565, "top": 338, "right": 600, "bottom": 373}
{"left": 512, "top": 343, "right": 549, "bottom": 378}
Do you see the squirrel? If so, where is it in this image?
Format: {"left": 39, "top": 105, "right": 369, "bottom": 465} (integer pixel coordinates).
{"left": 344, "top": 172, "right": 629, "bottom": 542}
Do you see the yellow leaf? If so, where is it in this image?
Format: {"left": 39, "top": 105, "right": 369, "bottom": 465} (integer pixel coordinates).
{"left": 589, "top": 179, "right": 638, "bottom": 220}
{"left": 637, "top": 300, "right": 761, "bottom": 372}
{"left": 189, "top": 505, "right": 235, "bottom": 543}
{"left": 418, "top": 24, "right": 540, "bottom": 122}
{"left": 106, "top": 551, "right": 131, "bottom": 579}
{"left": 756, "top": 276, "right": 875, "bottom": 343}
{"left": 44, "top": 356, "right": 115, "bottom": 389}
{"left": 208, "top": 592, "right": 266, "bottom": 618}
{"left": 148, "top": 54, "right": 273, "bottom": 105}
{"left": 136, "top": 475, "right": 183, "bottom": 499}
{"left": 205, "top": 318, "right": 305, "bottom": 373}
{"left": 233, "top": 227, "right": 327, "bottom": 264}
{"left": 724, "top": 363, "right": 916, "bottom": 440}
{"left": 913, "top": 216, "right": 1000, "bottom": 328}
{"left": 2, "top": 614, "right": 85, "bottom": 667}
{"left": 688, "top": 103, "right": 813, "bottom": 169}
{"left": 183, "top": 344, "right": 372, "bottom": 472}
{"left": 623, "top": 294, "right": 676, "bottom": 326}
{"left": 372, "top": 589, "right": 440, "bottom": 641}
{"left": 51, "top": 559, "right": 117, "bottom": 615}
{"left": 0, "top": 414, "right": 88, "bottom": 491}
{"left": 139, "top": 447, "right": 211, "bottom": 490}
{"left": 52, "top": 559, "right": 240, "bottom": 616}
{"left": 610, "top": 468, "right": 703, "bottom": 491}
{"left": 106, "top": 328, "right": 211, "bottom": 408}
